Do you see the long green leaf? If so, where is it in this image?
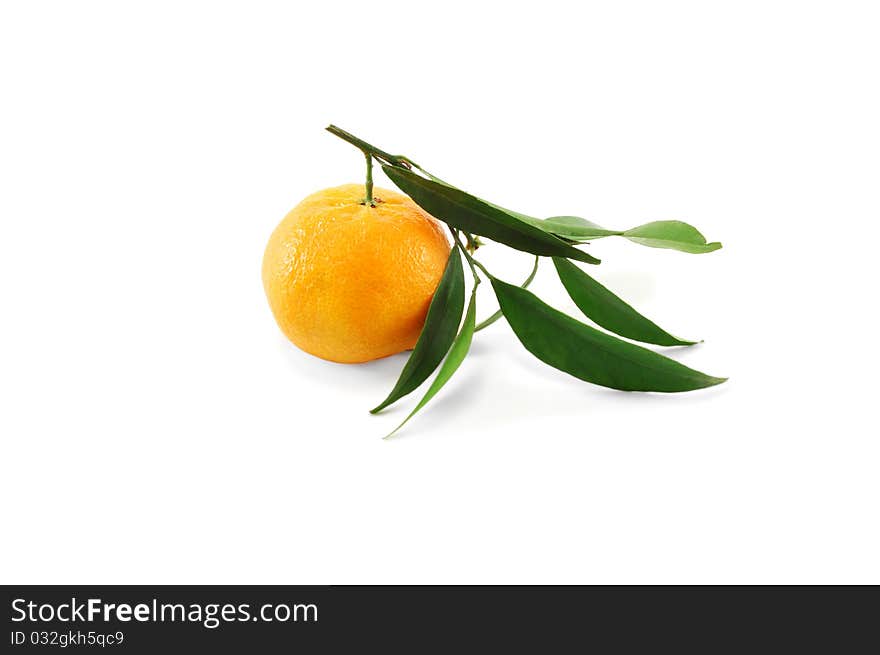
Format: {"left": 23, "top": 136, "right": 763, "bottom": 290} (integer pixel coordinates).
{"left": 537, "top": 216, "right": 722, "bottom": 253}
{"left": 623, "top": 220, "right": 722, "bottom": 253}
{"left": 371, "top": 247, "right": 465, "bottom": 413}
{"left": 384, "top": 287, "right": 477, "bottom": 438}
{"left": 491, "top": 277, "right": 726, "bottom": 392}
{"left": 382, "top": 165, "right": 600, "bottom": 265}
{"left": 553, "top": 258, "right": 696, "bottom": 346}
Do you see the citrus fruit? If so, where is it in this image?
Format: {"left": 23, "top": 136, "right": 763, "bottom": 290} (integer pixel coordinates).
{"left": 262, "top": 183, "right": 450, "bottom": 363}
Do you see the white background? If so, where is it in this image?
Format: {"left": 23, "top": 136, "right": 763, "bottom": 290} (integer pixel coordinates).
{"left": 2, "top": 1, "right": 878, "bottom": 584}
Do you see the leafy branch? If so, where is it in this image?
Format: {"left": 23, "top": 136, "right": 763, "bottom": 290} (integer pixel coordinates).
{"left": 326, "top": 125, "right": 726, "bottom": 437}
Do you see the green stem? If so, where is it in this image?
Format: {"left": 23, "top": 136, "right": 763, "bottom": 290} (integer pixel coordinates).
{"left": 363, "top": 150, "right": 374, "bottom": 206}
{"left": 471, "top": 258, "right": 493, "bottom": 279}
{"left": 450, "top": 229, "right": 480, "bottom": 286}
{"left": 326, "top": 125, "right": 413, "bottom": 169}
{"left": 474, "top": 256, "right": 539, "bottom": 332}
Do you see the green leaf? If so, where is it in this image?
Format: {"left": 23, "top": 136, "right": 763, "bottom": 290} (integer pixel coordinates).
{"left": 371, "top": 247, "right": 466, "bottom": 413}
{"left": 491, "top": 277, "right": 726, "bottom": 392}
{"left": 536, "top": 216, "right": 722, "bottom": 254}
{"left": 384, "top": 286, "right": 477, "bottom": 438}
{"left": 623, "top": 220, "right": 722, "bottom": 253}
{"left": 382, "top": 165, "right": 600, "bottom": 265}
{"left": 474, "top": 256, "right": 539, "bottom": 332}
{"left": 553, "top": 258, "right": 696, "bottom": 347}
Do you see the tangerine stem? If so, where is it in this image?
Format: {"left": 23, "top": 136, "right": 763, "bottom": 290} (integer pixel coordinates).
{"left": 325, "top": 125, "right": 412, "bottom": 169}
{"left": 363, "top": 150, "right": 374, "bottom": 206}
